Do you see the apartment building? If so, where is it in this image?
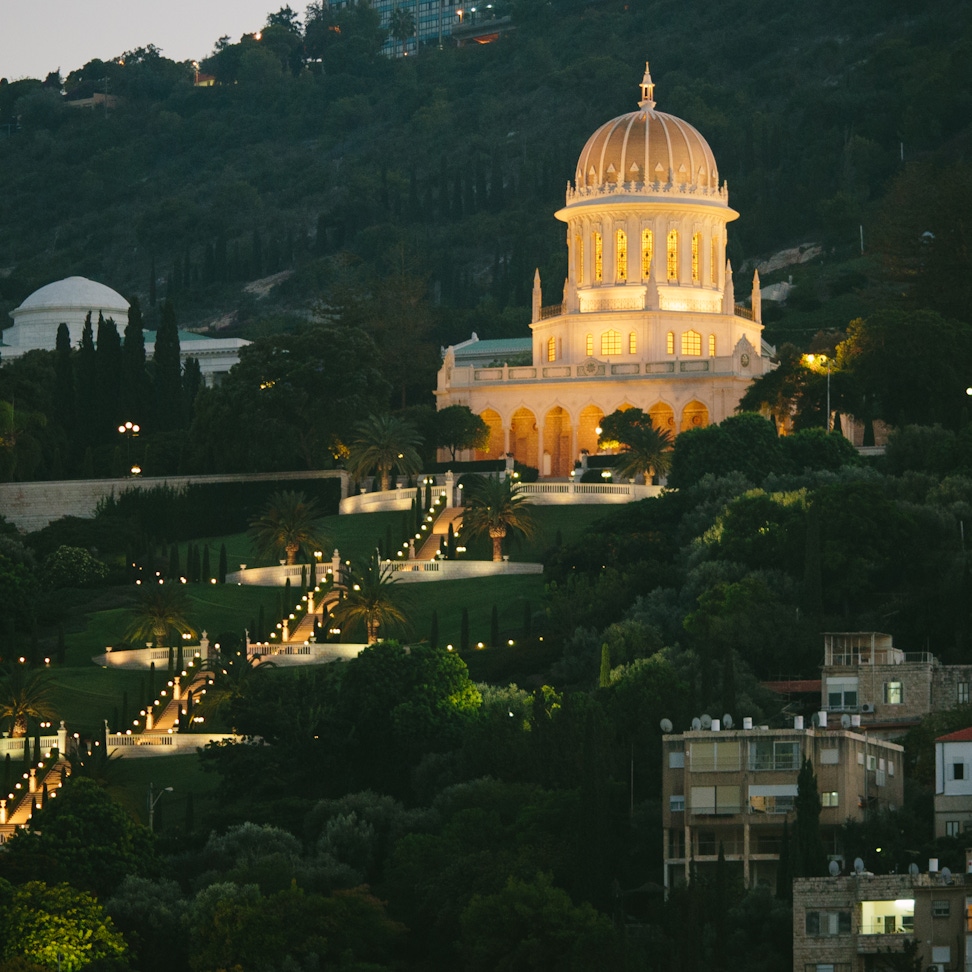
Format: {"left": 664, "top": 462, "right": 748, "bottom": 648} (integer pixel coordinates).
{"left": 935, "top": 727, "right": 972, "bottom": 838}
{"left": 793, "top": 869, "right": 967, "bottom": 972}
{"left": 821, "top": 632, "right": 972, "bottom": 738}
{"left": 662, "top": 716, "right": 904, "bottom": 893}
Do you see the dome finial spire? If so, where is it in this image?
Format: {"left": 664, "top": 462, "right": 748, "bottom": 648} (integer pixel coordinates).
{"left": 639, "top": 61, "right": 656, "bottom": 111}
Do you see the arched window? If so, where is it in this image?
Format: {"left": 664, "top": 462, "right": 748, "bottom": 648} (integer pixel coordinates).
{"left": 710, "top": 236, "right": 718, "bottom": 286}
{"left": 708, "top": 334, "right": 716, "bottom": 357}
{"left": 667, "top": 229, "right": 678, "bottom": 281}
{"left": 586, "top": 333, "right": 594, "bottom": 357}
{"left": 666, "top": 331, "right": 674, "bottom": 355}
{"left": 547, "top": 336, "right": 557, "bottom": 362}
{"left": 575, "top": 234, "right": 584, "bottom": 282}
{"left": 642, "top": 228, "right": 653, "bottom": 279}
{"left": 681, "top": 330, "right": 702, "bottom": 356}
{"left": 616, "top": 229, "right": 627, "bottom": 282}
{"left": 629, "top": 331, "right": 637, "bottom": 354}
{"left": 691, "top": 232, "right": 701, "bottom": 282}
{"left": 601, "top": 330, "right": 621, "bottom": 356}
{"left": 594, "top": 232, "right": 603, "bottom": 282}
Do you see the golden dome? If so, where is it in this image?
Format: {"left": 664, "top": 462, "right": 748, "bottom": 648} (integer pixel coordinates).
{"left": 569, "top": 63, "right": 724, "bottom": 204}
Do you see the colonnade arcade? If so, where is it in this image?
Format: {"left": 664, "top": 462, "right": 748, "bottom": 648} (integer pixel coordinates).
{"left": 475, "top": 399, "right": 710, "bottom": 478}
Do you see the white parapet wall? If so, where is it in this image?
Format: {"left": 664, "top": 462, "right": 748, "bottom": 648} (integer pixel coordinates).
{"left": 246, "top": 643, "right": 366, "bottom": 664}
{"left": 105, "top": 732, "right": 245, "bottom": 756}
{"left": 339, "top": 488, "right": 421, "bottom": 515}
{"left": 382, "top": 559, "right": 543, "bottom": 582}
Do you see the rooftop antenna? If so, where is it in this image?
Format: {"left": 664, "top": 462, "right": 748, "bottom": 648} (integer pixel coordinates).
{"left": 700, "top": 713, "right": 712, "bottom": 729}
{"left": 908, "top": 863, "right": 919, "bottom": 877}
{"left": 841, "top": 714, "right": 852, "bottom": 729}
{"left": 691, "top": 717, "right": 702, "bottom": 731}
{"left": 941, "top": 866, "right": 952, "bottom": 884}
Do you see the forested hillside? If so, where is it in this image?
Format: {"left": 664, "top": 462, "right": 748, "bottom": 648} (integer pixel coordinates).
{"left": 1, "top": 0, "right": 969, "bottom": 362}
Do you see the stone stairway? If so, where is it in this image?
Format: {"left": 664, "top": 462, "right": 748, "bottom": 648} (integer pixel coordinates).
{"left": 0, "top": 755, "right": 71, "bottom": 841}
{"left": 415, "top": 507, "right": 463, "bottom": 560}
{"left": 286, "top": 588, "right": 341, "bottom": 645}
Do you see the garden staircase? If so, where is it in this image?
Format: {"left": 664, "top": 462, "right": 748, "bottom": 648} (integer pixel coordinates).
{"left": 414, "top": 507, "right": 463, "bottom": 560}
{"left": 0, "top": 752, "right": 71, "bottom": 843}
{"left": 285, "top": 587, "right": 342, "bottom": 645}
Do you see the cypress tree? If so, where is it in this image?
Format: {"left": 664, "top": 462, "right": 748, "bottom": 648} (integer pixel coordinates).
{"left": 153, "top": 299, "right": 184, "bottom": 431}
{"left": 218, "top": 544, "right": 228, "bottom": 584}
{"left": 176, "top": 641, "right": 184, "bottom": 673}
{"left": 96, "top": 313, "right": 123, "bottom": 440}
{"left": 202, "top": 545, "right": 211, "bottom": 582}
{"left": 793, "top": 759, "right": 827, "bottom": 878}
{"left": 53, "top": 322, "right": 75, "bottom": 436}
{"left": 777, "top": 819, "right": 793, "bottom": 901}
{"left": 121, "top": 295, "right": 148, "bottom": 421}
{"left": 490, "top": 605, "right": 499, "bottom": 647}
{"left": 76, "top": 312, "right": 97, "bottom": 453}
{"left": 460, "top": 607, "right": 470, "bottom": 652}
{"left": 599, "top": 643, "right": 611, "bottom": 688}
{"left": 429, "top": 610, "right": 438, "bottom": 649}
{"left": 424, "top": 479, "right": 432, "bottom": 510}
{"left": 182, "top": 355, "right": 203, "bottom": 424}
{"left": 415, "top": 488, "right": 423, "bottom": 532}
{"left": 168, "top": 544, "right": 180, "bottom": 579}
{"left": 167, "top": 645, "right": 174, "bottom": 673}
{"left": 447, "top": 522, "right": 456, "bottom": 558}
{"left": 32, "top": 734, "right": 40, "bottom": 763}
{"left": 148, "top": 661, "right": 156, "bottom": 701}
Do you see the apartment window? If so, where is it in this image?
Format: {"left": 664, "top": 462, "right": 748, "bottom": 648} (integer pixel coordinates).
{"left": 616, "top": 229, "right": 627, "bottom": 282}
{"left": 690, "top": 740, "right": 741, "bottom": 772}
{"left": 952, "top": 761, "right": 966, "bottom": 781}
{"left": 629, "top": 331, "right": 637, "bottom": 354}
{"left": 601, "top": 330, "right": 621, "bottom": 356}
{"left": 642, "top": 228, "right": 653, "bottom": 278}
{"left": 884, "top": 681, "right": 903, "bottom": 704}
{"left": 860, "top": 900, "right": 914, "bottom": 935}
{"left": 669, "top": 795, "right": 685, "bottom": 813}
{"left": 708, "top": 334, "right": 716, "bottom": 357}
{"left": 575, "top": 234, "right": 584, "bottom": 281}
{"left": 690, "top": 784, "right": 741, "bottom": 815}
{"left": 932, "top": 900, "right": 951, "bottom": 918}
{"left": 750, "top": 739, "right": 800, "bottom": 771}
{"left": 667, "top": 229, "right": 678, "bottom": 280}
{"left": 749, "top": 784, "right": 797, "bottom": 814}
{"left": 691, "top": 232, "right": 701, "bottom": 282}
{"left": 805, "top": 911, "right": 851, "bottom": 936}
{"left": 821, "top": 791, "right": 839, "bottom": 807}
{"left": 666, "top": 331, "right": 674, "bottom": 355}
{"left": 585, "top": 333, "right": 594, "bottom": 357}
{"left": 867, "top": 755, "right": 877, "bottom": 772}
{"left": 594, "top": 232, "right": 603, "bottom": 282}
{"left": 888, "top": 760, "right": 895, "bottom": 777}
{"left": 826, "top": 677, "right": 858, "bottom": 711}
{"left": 946, "top": 821, "right": 960, "bottom": 836}
{"left": 681, "top": 330, "right": 702, "bottom": 356}
{"left": 959, "top": 682, "right": 970, "bottom": 704}
{"left": 546, "top": 337, "right": 556, "bottom": 362}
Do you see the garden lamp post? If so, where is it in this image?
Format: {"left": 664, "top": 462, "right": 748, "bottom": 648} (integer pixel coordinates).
{"left": 148, "top": 782, "right": 173, "bottom": 831}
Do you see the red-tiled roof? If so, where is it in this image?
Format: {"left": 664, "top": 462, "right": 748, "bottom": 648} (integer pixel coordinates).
{"left": 936, "top": 727, "right": 972, "bottom": 742}
{"left": 762, "top": 680, "right": 822, "bottom": 694}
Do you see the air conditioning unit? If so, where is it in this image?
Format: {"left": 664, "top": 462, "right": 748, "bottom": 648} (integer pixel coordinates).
{"left": 927, "top": 965, "right": 942, "bottom": 972}
{"left": 861, "top": 703, "right": 876, "bottom": 714}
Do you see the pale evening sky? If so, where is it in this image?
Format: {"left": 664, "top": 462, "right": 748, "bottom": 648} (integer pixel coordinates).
{"left": 0, "top": 1, "right": 283, "bottom": 82}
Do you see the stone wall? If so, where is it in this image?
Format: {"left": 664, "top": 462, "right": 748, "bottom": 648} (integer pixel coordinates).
{"left": 0, "top": 470, "right": 349, "bottom": 532}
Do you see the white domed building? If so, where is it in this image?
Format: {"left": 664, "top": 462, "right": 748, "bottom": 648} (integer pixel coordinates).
{"left": 435, "top": 64, "right": 773, "bottom": 477}
{"left": 2, "top": 275, "right": 247, "bottom": 385}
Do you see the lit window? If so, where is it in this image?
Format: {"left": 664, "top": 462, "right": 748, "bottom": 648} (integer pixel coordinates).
{"left": 667, "top": 229, "right": 678, "bottom": 280}
{"left": 616, "top": 229, "right": 627, "bottom": 282}
{"left": 594, "top": 232, "right": 603, "bottom": 282}
{"left": 884, "top": 682, "right": 903, "bottom": 704}
{"left": 585, "top": 333, "right": 594, "bottom": 357}
{"left": 710, "top": 236, "right": 717, "bottom": 285}
{"left": 691, "top": 232, "right": 701, "bottom": 282}
{"left": 575, "top": 234, "right": 583, "bottom": 282}
{"left": 642, "top": 228, "right": 653, "bottom": 278}
{"left": 821, "top": 791, "right": 839, "bottom": 807}
{"left": 708, "top": 334, "right": 716, "bottom": 357}
{"left": 629, "top": 331, "right": 637, "bottom": 354}
{"left": 547, "top": 337, "right": 556, "bottom": 362}
{"left": 666, "top": 331, "right": 674, "bottom": 355}
{"left": 681, "top": 330, "right": 702, "bottom": 356}
{"left": 959, "top": 683, "right": 969, "bottom": 704}
{"left": 601, "top": 330, "right": 621, "bottom": 356}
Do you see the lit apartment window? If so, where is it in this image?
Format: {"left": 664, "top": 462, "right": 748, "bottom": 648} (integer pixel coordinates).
{"left": 642, "top": 228, "right": 653, "bottom": 278}
{"left": 666, "top": 331, "right": 674, "bottom": 355}
{"left": 547, "top": 337, "right": 556, "bottom": 362}
{"left": 594, "top": 232, "right": 603, "bottom": 282}
{"left": 708, "top": 334, "right": 716, "bottom": 357}
{"left": 681, "top": 330, "right": 702, "bottom": 356}
{"left": 575, "top": 234, "right": 583, "bottom": 282}
{"left": 667, "top": 229, "right": 678, "bottom": 280}
{"left": 616, "top": 229, "right": 627, "bottom": 282}
{"left": 805, "top": 911, "right": 851, "bottom": 936}
{"left": 691, "top": 232, "right": 701, "bottom": 282}
{"left": 601, "top": 330, "right": 621, "bottom": 356}
{"left": 960, "top": 682, "right": 970, "bottom": 704}
{"left": 821, "top": 791, "right": 839, "bottom": 807}
{"left": 585, "top": 333, "right": 594, "bottom": 357}
{"left": 629, "top": 331, "right": 637, "bottom": 354}
{"left": 884, "top": 681, "right": 903, "bottom": 704}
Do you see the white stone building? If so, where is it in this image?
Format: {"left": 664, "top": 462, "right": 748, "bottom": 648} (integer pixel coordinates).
{"left": 935, "top": 727, "right": 972, "bottom": 839}
{"left": 435, "top": 63, "right": 774, "bottom": 477}
{"left": 1, "top": 276, "right": 247, "bottom": 385}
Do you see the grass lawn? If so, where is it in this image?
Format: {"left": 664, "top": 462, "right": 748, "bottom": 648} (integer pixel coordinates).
{"left": 46, "top": 667, "right": 146, "bottom": 734}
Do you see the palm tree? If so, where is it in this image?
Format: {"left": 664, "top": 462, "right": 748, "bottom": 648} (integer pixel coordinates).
{"left": 0, "top": 665, "right": 55, "bottom": 738}
{"left": 346, "top": 414, "right": 423, "bottom": 492}
{"left": 388, "top": 4, "right": 415, "bottom": 57}
{"left": 197, "top": 649, "right": 275, "bottom": 727}
{"left": 460, "top": 475, "right": 536, "bottom": 562}
{"left": 249, "top": 490, "right": 329, "bottom": 566}
{"left": 125, "top": 584, "right": 196, "bottom": 647}
{"left": 330, "top": 556, "right": 410, "bottom": 644}
{"left": 598, "top": 407, "right": 674, "bottom": 483}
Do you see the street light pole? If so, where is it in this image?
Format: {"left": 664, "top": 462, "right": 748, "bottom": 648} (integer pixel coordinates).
{"left": 147, "top": 782, "right": 173, "bottom": 831}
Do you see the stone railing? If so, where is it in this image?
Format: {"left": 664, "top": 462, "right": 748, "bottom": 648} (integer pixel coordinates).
{"left": 105, "top": 732, "right": 244, "bottom": 756}
{"left": 517, "top": 482, "right": 661, "bottom": 503}
{"left": 0, "top": 735, "right": 59, "bottom": 758}
{"left": 539, "top": 303, "right": 564, "bottom": 319}
{"left": 382, "top": 559, "right": 543, "bottom": 582}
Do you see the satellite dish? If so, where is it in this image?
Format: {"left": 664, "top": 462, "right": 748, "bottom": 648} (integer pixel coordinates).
{"left": 828, "top": 860, "right": 840, "bottom": 877}
{"left": 854, "top": 858, "right": 865, "bottom": 874}
{"left": 691, "top": 717, "right": 702, "bottom": 731}
{"left": 700, "top": 713, "right": 712, "bottom": 729}
{"left": 722, "top": 713, "right": 733, "bottom": 729}
{"left": 841, "top": 714, "right": 851, "bottom": 729}
{"left": 660, "top": 718, "right": 673, "bottom": 733}
{"left": 908, "top": 863, "right": 919, "bottom": 877}
{"left": 941, "top": 867, "right": 952, "bottom": 883}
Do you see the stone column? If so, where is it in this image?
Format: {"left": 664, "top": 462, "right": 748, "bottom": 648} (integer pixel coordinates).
{"left": 445, "top": 470, "right": 455, "bottom": 506}
{"left": 307, "top": 592, "right": 315, "bottom": 616}
{"left": 199, "top": 630, "right": 210, "bottom": 661}
{"left": 57, "top": 720, "right": 68, "bottom": 755}
{"left": 28, "top": 768, "right": 37, "bottom": 793}
{"left": 503, "top": 426, "right": 511, "bottom": 456}
{"left": 0, "top": 799, "right": 7, "bottom": 824}
{"left": 146, "top": 710, "right": 155, "bottom": 731}
{"left": 331, "top": 549, "right": 342, "bottom": 585}
{"left": 282, "top": 619, "right": 290, "bottom": 642}
{"left": 173, "top": 676, "right": 182, "bottom": 702}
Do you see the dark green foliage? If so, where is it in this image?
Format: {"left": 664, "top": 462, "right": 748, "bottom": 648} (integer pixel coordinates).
{"left": 489, "top": 605, "right": 499, "bottom": 647}
{"left": 429, "top": 609, "right": 438, "bottom": 649}
{"left": 793, "top": 759, "right": 827, "bottom": 878}
{"left": 218, "top": 543, "right": 227, "bottom": 583}
{"left": 152, "top": 300, "right": 183, "bottom": 433}
{"left": 460, "top": 607, "right": 470, "bottom": 652}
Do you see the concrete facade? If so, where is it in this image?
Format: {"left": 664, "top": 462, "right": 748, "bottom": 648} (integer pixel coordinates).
{"left": 793, "top": 872, "right": 968, "bottom": 972}
{"left": 662, "top": 720, "right": 904, "bottom": 894}
{"left": 935, "top": 728, "right": 972, "bottom": 839}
